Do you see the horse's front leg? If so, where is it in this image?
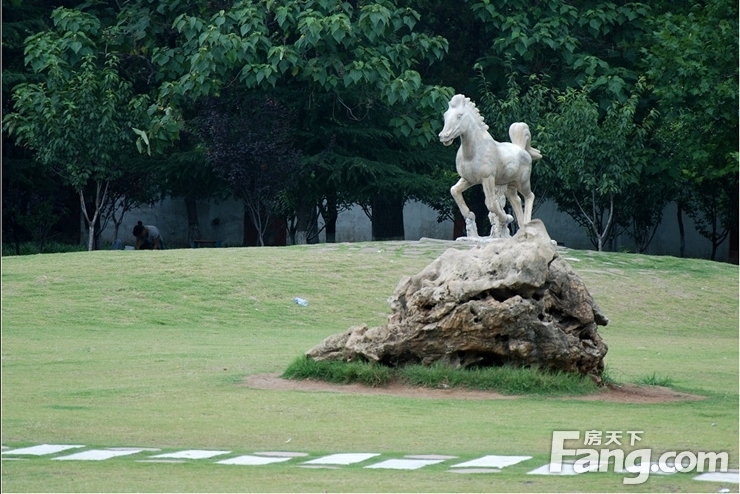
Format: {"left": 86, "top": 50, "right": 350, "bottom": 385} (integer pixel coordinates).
{"left": 451, "top": 178, "right": 477, "bottom": 237}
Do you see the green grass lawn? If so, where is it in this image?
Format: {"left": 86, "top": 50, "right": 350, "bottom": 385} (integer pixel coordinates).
{"left": 2, "top": 240, "right": 738, "bottom": 492}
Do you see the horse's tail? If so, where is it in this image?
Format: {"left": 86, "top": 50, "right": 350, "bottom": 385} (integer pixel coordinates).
{"left": 509, "top": 122, "right": 542, "bottom": 161}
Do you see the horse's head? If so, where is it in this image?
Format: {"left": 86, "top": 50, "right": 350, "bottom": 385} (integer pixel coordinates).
{"left": 438, "top": 94, "right": 485, "bottom": 146}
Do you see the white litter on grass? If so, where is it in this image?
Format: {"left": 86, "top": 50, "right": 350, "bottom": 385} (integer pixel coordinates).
{"left": 217, "top": 455, "right": 292, "bottom": 466}
{"left": 53, "top": 449, "right": 145, "bottom": 461}
{"left": 150, "top": 450, "right": 231, "bottom": 460}
{"left": 694, "top": 472, "right": 740, "bottom": 483}
{"left": 253, "top": 451, "right": 309, "bottom": 457}
{"left": 303, "top": 453, "right": 380, "bottom": 465}
{"left": 2, "top": 444, "right": 85, "bottom": 456}
{"left": 452, "top": 455, "right": 532, "bottom": 469}
{"left": 365, "top": 459, "right": 444, "bottom": 470}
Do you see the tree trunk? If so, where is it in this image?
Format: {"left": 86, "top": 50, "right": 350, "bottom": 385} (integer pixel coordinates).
{"left": 293, "top": 196, "right": 314, "bottom": 245}
{"left": 79, "top": 181, "right": 108, "bottom": 251}
{"left": 677, "top": 202, "right": 685, "bottom": 258}
{"left": 244, "top": 202, "right": 266, "bottom": 247}
{"left": 112, "top": 220, "right": 121, "bottom": 244}
{"left": 185, "top": 195, "right": 202, "bottom": 246}
{"left": 371, "top": 193, "right": 405, "bottom": 241}
{"left": 320, "top": 193, "right": 339, "bottom": 243}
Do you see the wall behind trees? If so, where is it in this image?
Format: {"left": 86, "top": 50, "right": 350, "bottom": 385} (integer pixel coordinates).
{"left": 101, "top": 196, "right": 728, "bottom": 261}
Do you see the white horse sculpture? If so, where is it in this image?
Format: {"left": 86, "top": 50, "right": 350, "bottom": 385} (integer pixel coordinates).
{"left": 438, "top": 94, "right": 542, "bottom": 238}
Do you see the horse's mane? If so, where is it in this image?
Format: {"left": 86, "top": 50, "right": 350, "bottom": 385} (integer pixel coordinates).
{"left": 449, "top": 94, "right": 489, "bottom": 131}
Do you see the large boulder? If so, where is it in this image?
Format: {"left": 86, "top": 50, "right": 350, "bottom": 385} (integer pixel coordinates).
{"left": 307, "top": 220, "right": 609, "bottom": 382}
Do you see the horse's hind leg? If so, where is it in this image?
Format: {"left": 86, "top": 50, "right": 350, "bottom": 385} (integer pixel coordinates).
{"left": 451, "top": 178, "right": 478, "bottom": 237}
{"left": 504, "top": 185, "right": 526, "bottom": 228}
{"left": 518, "top": 181, "right": 535, "bottom": 225}
{"left": 482, "top": 177, "right": 510, "bottom": 237}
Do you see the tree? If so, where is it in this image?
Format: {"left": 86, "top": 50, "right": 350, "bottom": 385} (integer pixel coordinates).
{"left": 4, "top": 8, "right": 149, "bottom": 250}
{"left": 196, "top": 95, "right": 303, "bottom": 247}
{"left": 537, "top": 80, "right": 656, "bottom": 251}
{"left": 126, "top": 0, "right": 453, "bottom": 242}
{"left": 463, "top": 0, "right": 651, "bottom": 102}
{"left": 642, "top": 0, "right": 739, "bottom": 260}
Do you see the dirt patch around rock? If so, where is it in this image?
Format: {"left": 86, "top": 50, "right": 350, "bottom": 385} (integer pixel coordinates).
{"left": 573, "top": 382, "right": 705, "bottom": 404}
{"left": 242, "top": 374, "right": 705, "bottom": 404}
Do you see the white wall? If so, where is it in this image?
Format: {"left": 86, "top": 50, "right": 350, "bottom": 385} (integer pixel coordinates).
{"left": 100, "top": 196, "right": 728, "bottom": 261}
{"left": 533, "top": 200, "right": 727, "bottom": 260}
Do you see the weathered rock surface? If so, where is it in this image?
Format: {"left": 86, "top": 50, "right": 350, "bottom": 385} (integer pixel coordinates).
{"left": 307, "top": 220, "right": 609, "bottom": 381}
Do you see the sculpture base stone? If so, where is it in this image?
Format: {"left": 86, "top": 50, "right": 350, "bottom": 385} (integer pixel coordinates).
{"left": 455, "top": 236, "right": 498, "bottom": 243}
{"left": 306, "top": 220, "right": 609, "bottom": 382}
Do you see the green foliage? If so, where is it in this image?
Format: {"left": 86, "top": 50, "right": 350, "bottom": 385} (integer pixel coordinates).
{"left": 536, "top": 79, "right": 657, "bottom": 250}
{"left": 399, "top": 363, "right": 599, "bottom": 395}
{"left": 600, "top": 364, "right": 618, "bottom": 386}
{"left": 1, "top": 240, "right": 85, "bottom": 256}
{"left": 467, "top": 0, "right": 650, "bottom": 101}
{"left": 643, "top": 0, "right": 738, "bottom": 258}
{"left": 283, "top": 356, "right": 600, "bottom": 395}
{"left": 3, "top": 7, "right": 153, "bottom": 250}
{"left": 634, "top": 372, "right": 675, "bottom": 387}
{"left": 132, "top": 0, "right": 453, "bottom": 146}
{"left": 282, "top": 355, "right": 393, "bottom": 387}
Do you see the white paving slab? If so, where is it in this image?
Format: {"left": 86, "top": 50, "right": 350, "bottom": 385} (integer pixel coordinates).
{"left": 303, "top": 453, "right": 380, "bottom": 465}
{"left": 365, "top": 459, "right": 444, "bottom": 470}
{"left": 528, "top": 463, "right": 579, "bottom": 475}
{"left": 693, "top": 472, "right": 740, "bottom": 483}
{"left": 448, "top": 468, "right": 501, "bottom": 474}
{"left": 253, "top": 451, "right": 309, "bottom": 457}
{"left": 452, "top": 455, "right": 532, "bottom": 469}
{"left": 53, "top": 449, "right": 145, "bottom": 461}
{"left": 217, "top": 455, "right": 293, "bottom": 466}
{"left": 622, "top": 462, "right": 676, "bottom": 475}
{"left": 151, "top": 450, "right": 231, "bottom": 460}
{"left": 108, "top": 447, "right": 159, "bottom": 452}
{"left": 2, "top": 444, "right": 85, "bottom": 456}
{"left": 137, "top": 459, "right": 186, "bottom": 464}
{"left": 405, "top": 454, "right": 458, "bottom": 460}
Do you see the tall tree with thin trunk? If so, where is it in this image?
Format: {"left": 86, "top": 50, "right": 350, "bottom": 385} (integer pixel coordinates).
{"left": 537, "top": 81, "right": 656, "bottom": 251}
{"left": 4, "top": 8, "right": 149, "bottom": 250}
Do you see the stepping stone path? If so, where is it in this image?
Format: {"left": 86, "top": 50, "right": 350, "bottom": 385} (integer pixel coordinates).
{"left": 2, "top": 444, "right": 738, "bottom": 485}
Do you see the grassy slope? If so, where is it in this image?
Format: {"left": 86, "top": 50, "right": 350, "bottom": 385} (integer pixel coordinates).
{"left": 2, "top": 241, "right": 738, "bottom": 492}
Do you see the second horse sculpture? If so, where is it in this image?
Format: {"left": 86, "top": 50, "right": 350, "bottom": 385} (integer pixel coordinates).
{"left": 438, "top": 94, "right": 542, "bottom": 238}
